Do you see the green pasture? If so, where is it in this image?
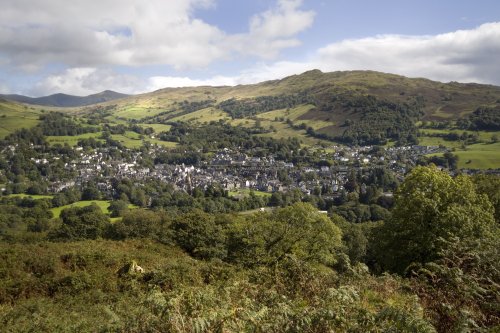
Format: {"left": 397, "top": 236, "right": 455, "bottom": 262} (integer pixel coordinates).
{"left": 0, "top": 101, "right": 43, "bottom": 138}
{"left": 111, "top": 131, "right": 144, "bottom": 148}
{"left": 169, "top": 107, "right": 229, "bottom": 123}
{"left": 50, "top": 200, "right": 111, "bottom": 218}
{"left": 259, "top": 104, "right": 314, "bottom": 121}
{"left": 428, "top": 142, "right": 500, "bottom": 169}
{"left": 146, "top": 138, "right": 178, "bottom": 148}
{"left": 47, "top": 132, "right": 103, "bottom": 146}
{"left": 420, "top": 129, "right": 499, "bottom": 142}
{"left": 4, "top": 193, "right": 53, "bottom": 200}
{"left": 228, "top": 188, "right": 272, "bottom": 198}
{"left": 455, "top": 142, "right": 500, "bottom": 169}
{"left": 257, "top": 121, "right": 333, "bottom": 147}
{"left": 114, "top": 106, "right": 153, "bottom": 119}
{"left": 111, "top": 130, "right": 178, "bottom": 149}
{"left": 417, "top": 136, "right": 463, "bottom": 148}
{"left": 138, "top": 123, "right": 172, "bottom": 133}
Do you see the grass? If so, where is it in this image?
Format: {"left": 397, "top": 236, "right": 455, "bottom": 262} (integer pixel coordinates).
{"left": 111, "top": 131, "right": 144, "bottom": 148}
{"left": 259, "top": 104, "right": 313, "bottom": 121}
{"left": 419, "top": 128, "right": 499, "bottom": 142}
{"left": 146, "top": 138, "right": 178, "bottom": 148}
{"left": 137, "top": 123, "right": 172, "bottom": 133}
{"left": 454, "top": 142, "right": 500, "bottom": 169}
{"left": 0, "top": 100, "right": 43, "bottom": 138}
{"left": 47, "top": 132, "right": 103, "bottom": 146}
{"left": 4, "top": 193, "right": 53, "bottom": 200}
{"left": 114, "top": 106, "right": 163, "bottom": 120}
{"left": 51, "top": 200, "right": 111, "bottom": 218}
{"left": 259, "top": 104, "right": 333, "bottom": 131}
{"left": 417, "top": 136, "right": 463, "bottom": 148}
{"left": 228, "top": 189, "right": 272, "bottom": 198}
{"left": 50, "top": 200, "right": 140, "bottom": 219}
{"left": 256, "top": 121, "right": 333, "bottom": 147}
{"left": 427, "top": 142, "right": 500, "bottom": 169}
{"left": 169, "top": 107, "right": 229, "bottom": 123}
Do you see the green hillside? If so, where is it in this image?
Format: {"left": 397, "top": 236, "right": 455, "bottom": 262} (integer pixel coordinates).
{"left": 2, "top": 70, "right": 500, "bottom": 164}
{"left": 0, "top": 99, "right": 44, "bottom": 138}
{"left": 77, "top": 70, "right": 500, "bottom": 147}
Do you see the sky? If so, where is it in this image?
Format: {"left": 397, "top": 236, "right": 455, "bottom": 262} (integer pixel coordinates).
{"left": 0, "top": 0, "right": 499, "bottom": 97}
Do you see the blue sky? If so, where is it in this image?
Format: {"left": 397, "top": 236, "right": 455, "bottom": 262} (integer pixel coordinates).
{"left": 0, "top": 0, "right": 499, "bottom": 96}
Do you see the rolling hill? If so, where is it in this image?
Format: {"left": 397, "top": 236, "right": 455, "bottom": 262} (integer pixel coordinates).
{"left": 74, "top": 70, "right": 499, "bottom": 146}
{"left": 2, "top": 70, "right": 500, "bottom": 149}
{"left": 0, "top": 90, "right": 129, "bottom": 107}
{"left": 93, "top": 70, "right": 500, "bottom": 121}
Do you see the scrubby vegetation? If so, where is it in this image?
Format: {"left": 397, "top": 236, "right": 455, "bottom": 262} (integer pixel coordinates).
{"left": 0, "top": 166, "right": 498, "bottom": 332}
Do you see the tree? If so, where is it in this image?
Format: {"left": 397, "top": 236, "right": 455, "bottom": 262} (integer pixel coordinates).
{"left": 110, "top": 209, "right": 166, "bottom": 240}
{"left": 49, "top": 204, "right": 110, "bottom": 241}
{"left": 472, "top": 174, "right": 500, "bottom": 223}
{"left": 81, "top": 185, "right": 101, "bottom": 201}
{"left": 227, "top": 203, "right": 342, "bottom": 267}
{"left": 375, "top": 166, "right": 495, "bottom": 273}
{"left": 108, "top": 200, "right": 129, "bottom": 217}
{"left": 172, "top": 209, "right": 227, "bottom": 260}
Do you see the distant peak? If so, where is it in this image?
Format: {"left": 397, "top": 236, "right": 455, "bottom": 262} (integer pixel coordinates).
{"left": 301, "top": 69, "right": 323, "bottom": 76}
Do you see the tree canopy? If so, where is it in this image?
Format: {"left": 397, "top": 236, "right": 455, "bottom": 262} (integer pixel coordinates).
{"left": 375, "top": 166, "right": 495, "bottom": 273}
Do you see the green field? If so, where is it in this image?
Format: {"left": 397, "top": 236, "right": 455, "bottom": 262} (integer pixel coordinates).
{"left": 455, "top": 142, "right": 500, "bottom": 169}
{"left": 169, "top": 107, "right": 229, "bottom": 123}
{"left": 146, "top": 138, "right": 178, "bottom": 148}
{"left": 419, "top": 129, "right": 500, "bottom": 168}
{"left": 47, "top": 132, "right": 103, "bottom": 146}
{"left": 4, "top": 193, "right": 53, "bottom": 200}
{"left": 111, "top": 131, "right": 144, "bottom": 148}
{"left": 50, "top": 200, "right": 140, "bottom": 219}
{"left": 420, "top": 128, "right": 499, "bottom": 142}
{"left": 259, "top": 104, "right": 314, "bottom": 121}
{"left": 256, "top": 121, "right": 333, "bottom": 147}
{"left": 50, "top": 200, "right": 112, "bottom": 218}
{"left": 137, "top": 123, "right": 172, "bottom": 133}
{"left": 417, "top": 136, "right": 463, "bottom": 148}
{"left": 228, "top": 189, "right": 272, "bottom": 198}
{"left": 428, "top": 142, "right": 500, "bottom": 169}
{"left": 0, "top": 100, "right": 43, "bottom": 138}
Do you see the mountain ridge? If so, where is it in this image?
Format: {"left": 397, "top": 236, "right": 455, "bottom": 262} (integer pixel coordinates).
{"left": 0, "top": 90, "right": 129, "bottom": 107}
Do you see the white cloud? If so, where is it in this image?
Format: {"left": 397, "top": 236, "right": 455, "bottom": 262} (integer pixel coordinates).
{"left": 30, "top": 68, "right": 145, "bottom": 96}
{"left": 0, "top": 82, "right": 11, "bottom": 94}
{"left": 147, "top": 22, "right": 500, "bottom": 91}
{"left": 0, "top": 0, "right": 314, "bottom": 71}
{"left": 314, "top": 22, "right": 500, "bottom": 84}
{"left": 27, "top": 22, "right": 500, "bottom": 95}
{"left": 236, "top": 0, "right": 315, "bottom": 58}
{"left": 214, "top": 22, "right": 500, "bottom": 87}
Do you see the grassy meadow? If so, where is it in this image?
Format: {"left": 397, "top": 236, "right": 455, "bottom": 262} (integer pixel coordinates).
{"left": 0, "top": 100, "right": 43, "bottom": 138}
{"left": 47, "top": 132, "right": 104, "bottom": 146}
{"left": 50, "top": 200, "right": 112, "bottom": 218}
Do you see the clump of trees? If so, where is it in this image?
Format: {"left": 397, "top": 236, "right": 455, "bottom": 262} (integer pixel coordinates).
{"left": 374, "top": 165, "right": 496, "bottom": 273}
{"left": 38, "top": 112, "right": 99, "bottom": 136}
{"left": 218, "top": 93, "right": 312, "bottom": 118}
{"left": 457, "top": 106, "right": 500, "bottom": 131}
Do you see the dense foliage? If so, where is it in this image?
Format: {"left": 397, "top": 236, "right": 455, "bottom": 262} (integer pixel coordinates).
{"left": 38, "top": 112, "right": 99, "bottom": 136}
{"left": 0, "top": 159, "right": 499, "bottom": 332}
{"left": 374, "top": 166, "right": 496, "bottom": 273}
{"left": 159, "top": 121, "right": 301, "bottom": 155}
{"left": 308, "top": 95, "right": 423, "bottom": 145}
{"left": 458, "top": 106, "right": 500, "bottom": 131}
{"left": 218, "top": 93, "right": 311, "bottom": 118}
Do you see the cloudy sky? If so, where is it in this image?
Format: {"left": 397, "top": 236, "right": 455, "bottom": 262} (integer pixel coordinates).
{"left": 1, "top": 0, "right": 499, "bottom": 96}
